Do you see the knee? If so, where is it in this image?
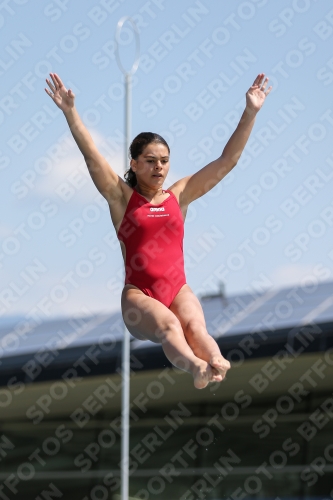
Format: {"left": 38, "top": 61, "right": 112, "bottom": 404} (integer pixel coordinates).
{"left": 186, "top": 319, "right": 207, "bottom": 337}
{"left": 156, "top": 317, "right": 182, "bottom": 343}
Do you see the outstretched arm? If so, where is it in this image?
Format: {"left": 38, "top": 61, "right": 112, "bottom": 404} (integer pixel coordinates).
{"left": 45, "top": 73, "right": 127, "bottom": 204}
{"left": 174, "top": 74, "right": 272, "bottom": 206}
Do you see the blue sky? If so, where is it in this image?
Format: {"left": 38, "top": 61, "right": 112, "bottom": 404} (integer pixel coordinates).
{"left": 1, "top": 0, "right": 333, "bottom": 320}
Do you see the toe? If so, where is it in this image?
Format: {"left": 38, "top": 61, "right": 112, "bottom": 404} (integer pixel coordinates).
{"left": 210, "top": 356, "right": 231, "bottom": 373}
{"left": 211, "top": 367, "right": 222, "bottom": 382}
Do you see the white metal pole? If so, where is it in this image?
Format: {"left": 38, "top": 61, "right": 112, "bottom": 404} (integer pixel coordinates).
{"left": 115, "top": 18, "right": 140, "bottom": 500}
{"left": 120, "top": 330, "right": 130, "bottom": 500}
{"left": 121, "top": 73, "right": 131, "bottom": 500}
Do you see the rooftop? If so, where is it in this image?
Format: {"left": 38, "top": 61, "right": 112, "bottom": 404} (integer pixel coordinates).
{"left": 0, "top": 280, "right": 332, "bottom": 382}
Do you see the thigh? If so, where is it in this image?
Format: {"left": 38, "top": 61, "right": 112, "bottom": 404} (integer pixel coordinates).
{"left": 169, "top": 284, "right": 207, "bottom": 331}
{"left": 121, "top": 285, "right": 182, "bottom": 343}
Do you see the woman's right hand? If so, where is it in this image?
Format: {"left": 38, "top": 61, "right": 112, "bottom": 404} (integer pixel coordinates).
{"left": 45, "top": 73, "right": 75, "bottom": 113}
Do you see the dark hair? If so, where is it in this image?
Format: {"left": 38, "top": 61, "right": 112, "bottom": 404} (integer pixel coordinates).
{"left": 124, "top": 132, "right": 170, "bottom": 188}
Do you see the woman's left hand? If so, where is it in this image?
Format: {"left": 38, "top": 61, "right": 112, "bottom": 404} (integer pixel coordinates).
{"left": 246, "top": 73, "right": 272, "bottom": 113}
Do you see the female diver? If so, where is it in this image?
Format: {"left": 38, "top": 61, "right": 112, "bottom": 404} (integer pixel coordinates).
{"left": 45, "top": 72, "right": 271, "bottom": 389}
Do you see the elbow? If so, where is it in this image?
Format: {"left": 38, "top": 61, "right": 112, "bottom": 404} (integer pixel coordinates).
{"left": 84, "top": 148, "right": 100, "bottom": 164}
{"left": 229, "top": 158, "right": 238, "bottom": 169}
{"left": 85, "top": 156, "right": 100, "bottom": 174}
{"left": 220, "top": 154, "right": 238, "bottom": 171}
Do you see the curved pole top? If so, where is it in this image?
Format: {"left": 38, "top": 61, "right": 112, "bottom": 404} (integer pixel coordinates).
{"left": 115, "top": 16, "right": 140, "bottom": 76}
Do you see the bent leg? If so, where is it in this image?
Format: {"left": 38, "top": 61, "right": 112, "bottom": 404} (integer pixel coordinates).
{"left": 121, "top": 285, "right": 220, "bottom": 389}
{"left": 170, "top": 285, "right": 231, "bottom": 380}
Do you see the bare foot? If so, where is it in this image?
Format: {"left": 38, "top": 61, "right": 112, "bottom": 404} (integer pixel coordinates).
{"left": 211, "top": 366, "right": 223, "bottom": 383}
{"left": 210, "top": 355, "right": 231, "bottom": 380}
{"left": 193, "top": 363, "right": 222, "bottom": 389}
{"left": 193, "top": 362, "right": 211, "bottom": 389}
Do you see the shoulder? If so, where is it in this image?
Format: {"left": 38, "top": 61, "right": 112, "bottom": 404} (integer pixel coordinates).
{"left": 167, "top": 176, "right": 192, "bottom": 207}
{"left": 108, "top": 180, "right": 134, "bottom": 233}
{"left": 120, "top": 178, "right": 135, "bottom": 204}
{"left": 107, "top": 176, "right": 133, "bottom": 204}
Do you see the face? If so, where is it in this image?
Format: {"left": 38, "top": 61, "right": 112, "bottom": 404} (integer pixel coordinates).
{"left": 131, "top": 142, "right": 170, "bottom": 188}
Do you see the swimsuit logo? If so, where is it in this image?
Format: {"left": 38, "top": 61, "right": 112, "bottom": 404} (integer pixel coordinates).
{"left": 150, "top": 207, "right": 165, "bottom": 212}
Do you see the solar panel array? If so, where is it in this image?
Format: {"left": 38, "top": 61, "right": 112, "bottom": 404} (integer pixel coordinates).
{"left": 202, "top": 280, "right": 333, "bottom": 337}
{"left": 0, "top": 281, "right": 332, "bottom": 359}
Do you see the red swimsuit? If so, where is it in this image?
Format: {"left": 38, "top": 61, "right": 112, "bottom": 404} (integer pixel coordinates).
{"left": 117, "top": 189, "right": 186, "bottom": 308}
